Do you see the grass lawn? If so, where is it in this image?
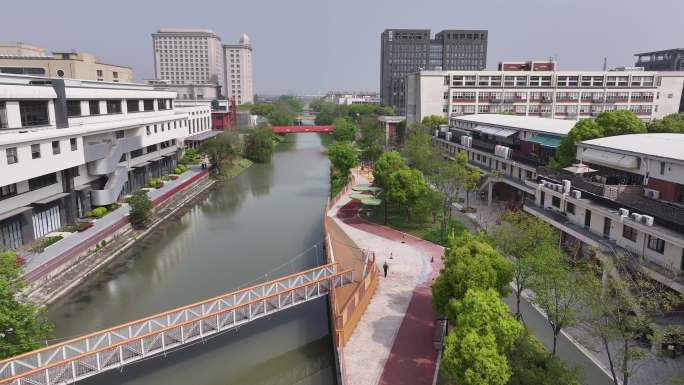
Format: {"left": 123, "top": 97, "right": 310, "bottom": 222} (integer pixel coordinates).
{"left": 362, "top": 203, "right": 466, "bottom": 246}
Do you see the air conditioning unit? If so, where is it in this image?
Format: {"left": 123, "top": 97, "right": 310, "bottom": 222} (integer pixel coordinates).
{"left": 461, "top": 135, "right": 472, "bottom": 147}
{"left": 619, "top": 215, "right": 628, "bottom": 223}
{"left": 434, "top": 130, "right": 439, "bottom": 137}
{"left": 538, "top": 183, "right": 545, "bottom": 190}
{"left": 562, "top": 179, "right": 571, "bottom": 194}
{"left": 571, "top": 190, "right": 582, "bottom": 199}
{"left": 495, "top": 145, "right": 512, "bottom": 159}
{"left": 439, "top": 125, "right": 449, "bottom": 133}
{"left": 445, "top": 132, "right": 452, "bottom": 141}
{"left": 641, "top": 215, "right": 654, "bottom": 226}
{"left": 644, "top": 188, "right": 660, "bottom": 199}
{"left": 631, "top": 213, "right": 643, "bottom": 222}
{"left": 618, "top": 208, "right": 630, "bottom": 217}
{"left": 555, "top": 184, "right": 563, "bottom": 192}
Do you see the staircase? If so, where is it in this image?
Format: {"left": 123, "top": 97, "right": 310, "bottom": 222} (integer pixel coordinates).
{"left": 91, "top": 165, "right": 128, "bottom": 206}
{"left": 87, "top": 139, "right": 127, "bottom": 176}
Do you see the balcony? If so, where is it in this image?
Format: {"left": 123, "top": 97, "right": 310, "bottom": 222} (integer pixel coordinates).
{"left": 511, "top": 150, "right": 543, "bottom": 167}
{"left": 471, "top": 138, "right": 495, "bottom": 153}
{"left": 605, "top": 97, "right": 628, "bottom": 103}
{"left": 540, "top": 97, "right": 553, "bottom": 104}
{"left": 452, "top": 98, "right": 476, "bottom": 103}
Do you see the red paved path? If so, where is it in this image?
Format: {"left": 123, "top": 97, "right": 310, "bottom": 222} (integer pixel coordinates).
{"left": 337, "top": 200, "right": 444, "bottom": 385}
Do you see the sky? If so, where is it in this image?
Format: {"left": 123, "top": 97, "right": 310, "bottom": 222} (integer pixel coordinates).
{"left": 1, "top": 0, "right": 682, "bottom": 95}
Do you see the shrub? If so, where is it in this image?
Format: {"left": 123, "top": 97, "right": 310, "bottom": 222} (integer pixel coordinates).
{"left": 90, "top": 207, "right": 108, "bottom": 218}
{"left": 128, "top": 190, "right": 153, "bottom": 228}
{"left": 84, "top": 210, "right": 92, "bottom": 218}
{"left": 77, "top": 222, "right": 94, "bottom": 232}
{"left": 147, "top": 178, "right": 163, "bottom": 188}
{"left": 108, "top": 203, "right": 120, "bottom": 211}
{"left": 30, "top": 236, "right": 63, "bottom": 253}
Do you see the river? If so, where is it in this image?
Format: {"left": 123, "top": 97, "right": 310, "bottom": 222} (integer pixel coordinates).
{"left": 47, "top": 133, "right": 338, "bottom": 385}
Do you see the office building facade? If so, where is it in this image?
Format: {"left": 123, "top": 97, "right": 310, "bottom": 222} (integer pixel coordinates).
{"left": 380, "top": 29, "right": 488, "bottom": 115}
{"left": 406, "top": 68, "right": 684, "bottom": 124}
{"left": 152, "top": 28, "right": 224, "bottom": 99}
{"left": 223, "top": 34, "right": 254, "bottom": 105}
{"left": 635, "top": 49, "right": 684, "bottom": 71}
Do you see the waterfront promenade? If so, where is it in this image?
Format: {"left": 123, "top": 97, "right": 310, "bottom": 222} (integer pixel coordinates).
{"left": 327, "top": 171, "right": 444, "bottom": 385}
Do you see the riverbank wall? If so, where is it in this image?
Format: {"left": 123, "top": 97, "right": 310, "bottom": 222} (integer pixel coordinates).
{"left": 24, "top": 169, "right": 217, "bottom": 305}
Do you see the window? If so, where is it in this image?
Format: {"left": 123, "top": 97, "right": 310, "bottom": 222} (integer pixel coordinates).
{"left": 146, "top": 126, "right": 151, "bottom": 135}
{"left": 89, "top": 100, "right": 100, "bottom": 115}
{"left": 28, "top": 173, "right": 57, "bottom": 190}
{"left": 96, "top": 69, "right": 103, "bottom": 78}
{"left": 552, "top": 195, "right": 561, "bottom": 208}
{"left": 19, "top": 100, "right": 49, "bottom": 127}
{"left": 144, "top": 100, "right": 155, "bottom": 111}
{"left": 131, "top": 149, "right": 143, "bottom": 158}
{"left": 113, "top": 72, "right": 118, "bottom": 79}
{"left": 67, "top": 100, "right": 81, "bottom": 117}
{"left": 146, "top": 144, "right": 157, "bottom": 153}
{"left": 622, "top": 224, "right": 637, "bottom": 242}
{"left": 115, "top": 130, "right": 125, "bottom": 139}
{"left": 127, "top": 100, "right": 140, "bottom": 113}
{"left": 660, "top": 162, "right": 666, "bottom": 175}
{"left": 647, "top": 235, "right": 665, "bottom": 254}
{"left": 52, "top": 141, "right": 60, "bottom": 155}
{"left": 106, "top": 100, "right": 122, "bottom": 114}
{"left": 566, "top": 202, "right": 575, "bottom": 215}
{"left": 70, "top": 138, "right": 78, "bottom": 151}
{"left": 31, "top": 144, "right": 41, "bottom": 159}
{"left": 0, "top": 183, "right": 17, "bottom": 200}
{"left": 0, "top": 101, "right": 7, "bottom": 128}
{"left": 6, "top": 147, "right": 17, "bottom": 164}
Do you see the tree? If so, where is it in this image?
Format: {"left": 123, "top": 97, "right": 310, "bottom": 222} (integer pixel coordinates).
{"left": 372, "top": 151, "right": 406, "bottom": 190}
{"left": 555, "top": 111, "right": 647, "bottom": 167}
{"left": 432, "top": 151, "right": 467, "bottom": 242}
{"left": 332, "top": 117, "right": 357, "bottom": 142}
{"left": 581, "top": 262, "right": 682, "bottom": 385}
{"left": 277, "top": 95, "right": 303, "bottom": 114}
{"left": 442, "top": 289, "right": 523, "bottom": 385}
{"left": 199, "top": 132, "right": 239, "bottom": 168}
{"left": 648, "top": 112, "right": 684, "bottom": 133}
{"left": 463, "top": 166, "right": 484, "bottom": 209}
{"left": 386, "top": 168, "right": 428, "bottom": 222}
{"left": 249, "top": 103, "right": 274, "bottom": 117}
{"left": 0, "top": 250, "right": 52, "bottom": 359}
{"left": 358, "top": 116, "right": 385, "bottom": 163}
{"left": 244, "top": 123, "right": 274, "bottom": 163}
{"left": 128, "top": 190, "right": 153, "bottom": 228}
{"left": 492, "top": 210, "right": 559, "bottom": 321}
{"left": 432, "top": 232, "right": 513, "bottom": 314}
{"left": 412, "top": 188, "right": 443, "bottom": 224}
{"left": 529, "top": 244, "right": 584, "bottom": 356}
{"left": 403, "top": 125, "right": 439, "bottom": 176}
{"left": 266, "top": 107, "right": 295, "bottom": 126}
{"left": 327, "top": 142, "right": 358, "bottom": 178}
{"left": 421, "top": 115, "right": 449, "bottom": 131}
{"left": 507, "top": 330, "right": 581, "bottom": 385}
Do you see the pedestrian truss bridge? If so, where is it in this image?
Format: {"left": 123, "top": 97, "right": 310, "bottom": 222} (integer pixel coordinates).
{"left": 0, "top": 263, "right": 353, "bottom": 385}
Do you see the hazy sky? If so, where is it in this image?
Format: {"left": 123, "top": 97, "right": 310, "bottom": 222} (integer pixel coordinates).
{"left": 1, "top": 0, "right": 682, "bottom": 95}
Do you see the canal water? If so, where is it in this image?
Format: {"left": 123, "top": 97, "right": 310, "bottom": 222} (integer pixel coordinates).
{"left": 47, "top": 133, "right": 338, "bottom": 385}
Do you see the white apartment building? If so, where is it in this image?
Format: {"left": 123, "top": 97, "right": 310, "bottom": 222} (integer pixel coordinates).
{"left": 406, "top": 69, "right": 684, "bottom": 124}
{"left": 152, "top": 28, "right": 224, "bottom": 100}
{"left": 0, "top": 74, "right": 211, "bottom": 250}
{"left": 223, "top": 34, "right": 254, "bottom": 105}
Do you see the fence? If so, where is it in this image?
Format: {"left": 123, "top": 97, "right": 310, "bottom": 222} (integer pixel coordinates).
{"left": 333, "top": 253, "right": 379, "bottom": 346}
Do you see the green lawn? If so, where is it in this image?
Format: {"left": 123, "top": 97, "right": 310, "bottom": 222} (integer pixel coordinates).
{"left": 363, "top": 203, "right": 466, "bottom": 246}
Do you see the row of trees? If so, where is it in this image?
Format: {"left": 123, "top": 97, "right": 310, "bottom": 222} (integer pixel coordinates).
{"left": 241, "top": 95, "right": 304, "bottom": 126}
{"left": 310, "top": 100, "right": 393, "bottom": 126}
{"left": 555, "top": 111, "right": 684, "bottom": 167}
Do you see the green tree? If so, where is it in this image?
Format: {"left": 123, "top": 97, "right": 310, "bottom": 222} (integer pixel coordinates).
{"left": 199, "top": 132, "right": 239, "bottom": 168}
{"left": 358, "top": 117, "right": 385, "bottom": 163}
{"left": 372, "top": 151, "right": 406, "bottom": 190}
{"left": 507, "top": 330, "right": 581, "bottom": 385}
{"left": 0, "top": 250, "right": 52, "bottom": 359}
{"left": 648, "top": 112, "right": 684, "bottom": 133}
{"left": 492, "top": 210, "right": 559, "bottom": 321}
{"left": 595, "top": 110, "right": 646, "bottom": 137}
{"left": 403, "top": 125, "right": 439, "bottom": 176}
{"left": 432, "top": 151, "right": 467, "bottom": 242}
{"left": 432, "top": 232, "right": 513, "bottom": 314}
{"left": 249, "top": 103, "right": 274, "bottom": 117}
{"left": 530, "top": 244, "right": 584, "bottom": 356}
{"left": 244, "top": 124, "right": 274, "bottom": 163}
{"left": 442, "top": 289, "right": 523, "bottom": 385}
{"left": 277, "top": 95, "right": 303, "bottom": 114}
{"left": 421, "top": 115, "right": 449, "bottom": 131}
{"left": 463, "top": 166, "right": 484, "bottom": 209}
{"left": 386, "top": 168, "right": 428, "bottom": 222}
{"left": 128, "top": 190, "right": 153, "bottom": 228}
{"left": 266, "top": 107, "right": 295, "bottom": 126}
{"left": 332, "top": 117, "right": 357, "bottom": 142}
{"left": 327, "top": 141, "right": 358, "bottom": 178}
{"left": 412, "top": 188, "right": 443, "bottom": 224}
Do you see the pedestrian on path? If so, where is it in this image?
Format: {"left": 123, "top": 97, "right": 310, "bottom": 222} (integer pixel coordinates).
{"left": 383, "top": 261, "right": 389, "bottom": 277}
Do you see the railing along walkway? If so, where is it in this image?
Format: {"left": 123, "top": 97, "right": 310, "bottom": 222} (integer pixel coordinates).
{"left": 0, "top": 263, "right": 353, "bottom": 385}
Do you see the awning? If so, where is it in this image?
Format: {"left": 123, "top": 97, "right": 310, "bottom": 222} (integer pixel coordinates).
{"left": 581, "top": 148, "right": 639, "bottom": 169}
{"left": 185, "top": 130, "right": 222, "bottom": 142}
{"left": 470, "top": 125, "right": 518, "bottom": 138}
{"left": 563, "top": 163, "right": 597, "bottom": 174}
{"left": 33, "top": 192, "right": 71, "bottom": 205}
{"left": 74, "top": 184, "right": 92, "bottom": 191}
{"left": 527, "top": 134, "right": 562, "bottom": 148}
{"left": 149, "top": 157, "right": 165, "bottom": 162}
{"left": 0, "top": 206, "right": 32, "bottom": 222}
{"left": 492, "top": 128, "right": 518, "bottom": 138}
{"left": 132, "top": 161, "right": 151, "bottom": 168}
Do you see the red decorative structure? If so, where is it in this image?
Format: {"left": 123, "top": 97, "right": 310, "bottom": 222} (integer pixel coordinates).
{"left": 211, "top": 97, "right": 238, "bottom": 130}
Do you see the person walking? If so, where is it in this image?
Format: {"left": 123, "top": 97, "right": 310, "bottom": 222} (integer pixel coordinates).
{"left": 383, "top": 261, "right": 389, "bottom": 278}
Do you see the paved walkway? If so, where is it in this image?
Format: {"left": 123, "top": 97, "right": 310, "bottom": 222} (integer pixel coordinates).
{"left": 328, "top": 172, "right": 444, "bottom": 385}
{"left": 23, "top": 165, "right": 209, "bottom": 280}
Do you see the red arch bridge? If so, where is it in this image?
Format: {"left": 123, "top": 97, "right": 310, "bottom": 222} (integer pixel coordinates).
{"left": 271, "top": 125, "right": 335, "bottom": 134}
{"left": 0, "top": 263, "right": 353, "bottom": 385}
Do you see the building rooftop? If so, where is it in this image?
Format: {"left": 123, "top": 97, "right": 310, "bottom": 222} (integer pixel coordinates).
{"left": 156, "top": 28, "right": 217, "bottom": 34}
{"left": 580, "top": 133, "right": 684, "bottom": 162}
{"left": 454, "top": 114, "right": 576, "bottom": 136}
{"left": 635, "top": 48, "right": 684, "bottom": 56}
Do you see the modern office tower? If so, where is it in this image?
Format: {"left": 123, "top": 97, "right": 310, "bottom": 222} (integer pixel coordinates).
{"left": 152, "top": 28, "right": 224, "bottom": 99}
{"left": 0, "top": 74, "right": 212, "bottom": 250}
{"left": 380, "top": 29, "right": 488, "bottom": 114}
{"left": 635, "top": 49, "right": 684, "bottom": 71}
{"left": 223, "top": 34, "right": 254, "bottom": 105}
{"left": 0, "top": 43, "right": 132, "bottom": 82}
{"left": 406, "top": 66, "right": 684, "bottom": 124}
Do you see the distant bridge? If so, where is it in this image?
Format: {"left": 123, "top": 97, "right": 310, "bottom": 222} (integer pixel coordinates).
{"left": 0, "top": 263, "right": 353, "bottom": 385}
{"left": 271, "top": 125, "right": 335, "bottom": 134}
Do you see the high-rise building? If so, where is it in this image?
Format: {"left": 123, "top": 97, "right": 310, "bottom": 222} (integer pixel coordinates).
{"left": 223, "top": 34, "right": 254, "bottom": 105}
{"left": 380, "top": 29, "right": 488, "bottom": 115}
{"left": 152, "top": 28, "right": 224, "bottom": 99}
{"left": 0, "top": 43, "right": 132, "bottom": 82}
{"left": 635, "top": 49, "right": 684, "bottom": 71}
{"left": 406, "top": 66, "right": 684, "bottom": 124}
